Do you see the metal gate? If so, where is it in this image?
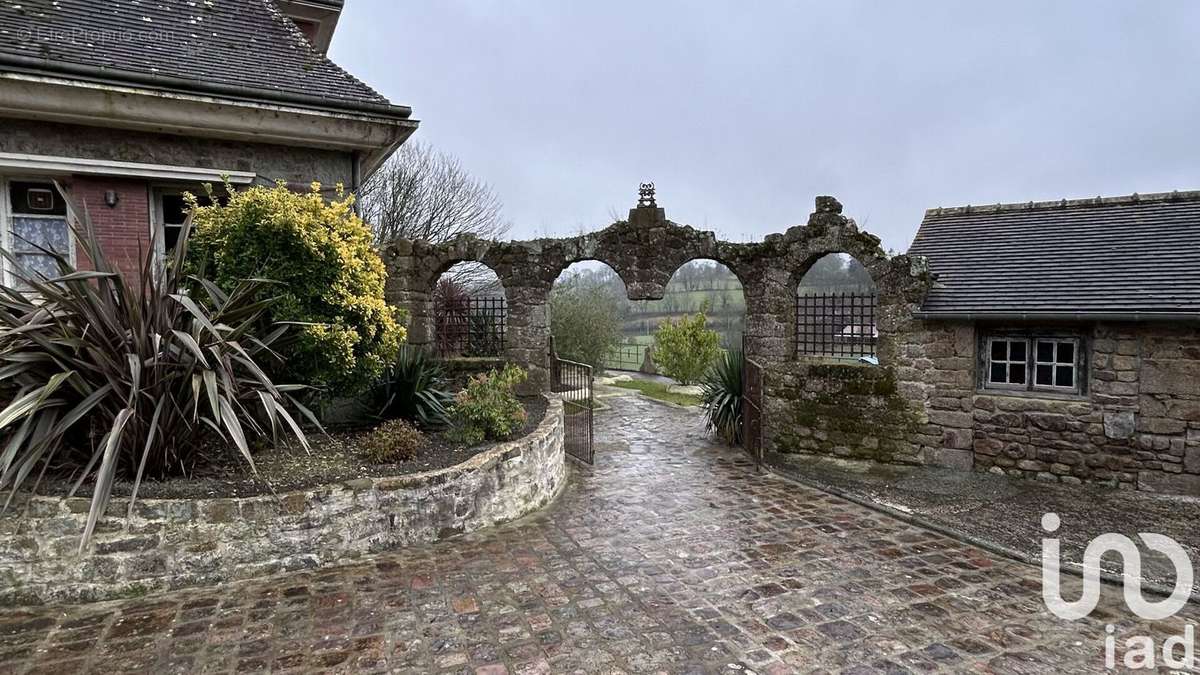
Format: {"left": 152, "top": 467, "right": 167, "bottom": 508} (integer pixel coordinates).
{"left": 552, "top": 356, "right": 594, "bottom": 464}
{"left": 742, "top": 352, "right": 764, "bottom": 466}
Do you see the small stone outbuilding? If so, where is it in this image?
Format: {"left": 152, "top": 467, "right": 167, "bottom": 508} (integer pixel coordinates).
{"left": 906, "top": 191, "right": 1200, "bottom": 493}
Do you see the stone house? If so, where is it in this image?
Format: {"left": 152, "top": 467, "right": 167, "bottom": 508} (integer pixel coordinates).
{"left": 907, "top": 191, "right": 1200, "bottom": 494}
{"left": 0, "top": 0, "right": 415, "bottom": 279}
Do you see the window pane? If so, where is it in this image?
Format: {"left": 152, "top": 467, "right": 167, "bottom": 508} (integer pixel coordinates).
{"left": 990, "top": 363, "right": 1007, "bottom": 383}
{"left": 1036, "top": 341, "right": 1054, "bottom": 363}
{"left": 163, "top": 224, "right": 183, "bottom": 252}
{"left": 14, "top": 252, "right": 59, "bottom": 280}
{"left": 1058, "top": 342, "right": 1074, "bottom": 364}
{"left": 12, "top": 216, "right": 70, "bottom": 254}
{"left": 991, "top": 340, "right": 1007, "bottom": 361}
{"left": 162, "top": 194, "right": 188, "bottom": 226}
{"left": 1010, "top": 340, "right": 1026, "bottom": 361}
{"left": 1009, "top": 363, "right": 1026, "bottom": 384}
{"left": 1036, "top": 364, "right": 1053, "bottom": 386}
{"left": 1056, "top": 365, "right": 1074, "bottom": 388}
{"left": 9, "top": 182, "right": 67, "bottom": 216}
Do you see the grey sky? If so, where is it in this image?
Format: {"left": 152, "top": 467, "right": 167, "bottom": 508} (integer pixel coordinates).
{"left": 334, "top": 1, "right": 1200, "bottom": 251}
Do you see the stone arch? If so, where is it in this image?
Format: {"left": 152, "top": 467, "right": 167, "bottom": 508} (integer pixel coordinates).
{"left": 558, "top": 208, "right": 730, "bottom": 301}
{"left": 394, "top": 240, "right": 501, "bottom": 350}
{"left": 548, "top": 260, "right": 631, "bottom": 368}
{"left": 661, "top": 258, "right": 749, "bottom": 350}
{"left": 432, "top": 261, "right": 508, "bottom": 358}
{"left": 549, "top": 256, "right": 636, "bottom": 298}
{"left": 792, "top": 252, "right": 880, "bottom": 363}
{"left": 381, "top": 193, "right": 930, "bottom": 392}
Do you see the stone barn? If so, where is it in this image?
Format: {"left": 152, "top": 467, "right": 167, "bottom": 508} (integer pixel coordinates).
{"left": 906, "top": 191, "right": 1200, "bottom": 494}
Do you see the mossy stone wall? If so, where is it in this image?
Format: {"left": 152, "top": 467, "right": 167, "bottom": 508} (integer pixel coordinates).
{"left": 766, "top": 361, "right": 922, "bottom": 463}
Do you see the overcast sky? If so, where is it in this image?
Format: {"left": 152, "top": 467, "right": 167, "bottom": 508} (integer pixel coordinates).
{"left": 333, "top": 1, "right": 1200, "bottom": 251}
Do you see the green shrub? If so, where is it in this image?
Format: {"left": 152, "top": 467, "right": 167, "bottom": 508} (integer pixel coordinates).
{"left": 651, "top": 307, "right": 722, "bottom": 385}
{"left": 550, "top": 280, "right": 622, "bottom": 370}
{"left": 0, "top": 200, "right": 311, "bottom": 550}
{"left": 448, "top": 365, "right": 528, "bottom": 445}
{"left": 376, "top": 345, "right": 453, "bottom": 427}
{"left": 188, "top": 182, "right": 403, "bottom": 395}
{"left": 701, "top": 349, "right": 743, "bottom": 444}
{"left": 361, "top": 419, "right": 426, "bottom": 463}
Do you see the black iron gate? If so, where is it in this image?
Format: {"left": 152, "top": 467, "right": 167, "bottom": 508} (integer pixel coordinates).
{"left": 552, "top": 356, "right": 594, "bottom": 464}
{"left": 742, "top": 351, "right": 764, "bottom": 466}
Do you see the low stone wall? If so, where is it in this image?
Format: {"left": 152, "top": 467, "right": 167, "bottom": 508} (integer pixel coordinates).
{"left": 765, "top": 360, "right": 923, "bottom": 464}
{"left": 0, "top": 397, "right": 566, "bottom": 605}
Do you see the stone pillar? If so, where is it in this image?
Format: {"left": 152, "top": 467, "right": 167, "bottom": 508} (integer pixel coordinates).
{"left": 744, "top": 267, "right": 794, "bottom": 368}
{"left": 381, "top": 243, "right": 433, "bottom": 351}
{"left": 405, "top": 290, "right": 434, "bottom": 350}
{"left": 504, "top": 285, "right": 551, "bottom": 394}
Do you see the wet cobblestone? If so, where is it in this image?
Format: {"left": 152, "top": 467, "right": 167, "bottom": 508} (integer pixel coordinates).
{"left": 0, "top": 393, "right": 1196, "bottom": 673}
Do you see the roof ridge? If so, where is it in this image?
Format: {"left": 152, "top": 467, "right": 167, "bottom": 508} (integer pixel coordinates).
{"left": 924, "top": 189, "right": 1200, "bottom": 218}
{"left": 257, "top": 0, "right": 389, "bottom": 104}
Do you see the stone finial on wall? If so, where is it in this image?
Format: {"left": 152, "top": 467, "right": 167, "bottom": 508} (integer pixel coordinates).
{"left": 637, "top": 182, "right": 657, "bottom": 208}
{"left": 814, "top": 195, "right": 843, "bottom": 214}
{"left": 628, "top": 181, "right": 666, "bottom": 225}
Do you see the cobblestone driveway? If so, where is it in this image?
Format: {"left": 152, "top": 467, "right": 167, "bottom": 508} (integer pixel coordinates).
{"left": 1, "top": 393, "right": 1196, "bottom": 674}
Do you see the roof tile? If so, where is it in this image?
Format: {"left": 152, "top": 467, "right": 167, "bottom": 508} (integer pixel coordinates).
{"left": 0, "top": 0, "right": 391, "bottom": 109}
{"left": 907, "top": 191, "right": 1200, "bottom": 316}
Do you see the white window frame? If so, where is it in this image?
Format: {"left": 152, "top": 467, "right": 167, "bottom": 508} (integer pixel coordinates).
{"left": 0, "top": 176, "right": 78, "bottom": 288}
{"left": 1034, "top": 338, "right": 1079, "bottom": 391}
{"left": 152, "top": 187, "right": 188, "bottom": 261}
{"left": 982, "top": 333, "right": 1085, "bottom": 396}
{"left": 985, "top": 337, "right": 1029, "bottom": 390}
{"left": 151, "top": 185, "right": 226, "bottom": 261}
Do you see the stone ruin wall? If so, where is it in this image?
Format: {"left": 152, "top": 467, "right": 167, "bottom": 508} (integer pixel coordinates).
{"left": 381, "top": 195, "right": 1200, "bottom": 496}
{"left": 383, "top": 196, "right": 937, "bottom": 464}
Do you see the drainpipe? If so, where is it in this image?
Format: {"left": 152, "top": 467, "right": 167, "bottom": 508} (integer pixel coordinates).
{"left": 350, "top": 151, "right": 362, "bottom": 216}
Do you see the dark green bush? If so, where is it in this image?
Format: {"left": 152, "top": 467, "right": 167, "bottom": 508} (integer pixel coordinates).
{"left": 448, "top": 365, "right": 527, "bottom": 445}
{"left": 0, "top": 198, "right": 312, "bottom": 550}
{"left": 701, "top": 349, "right": 743, "bottom": 445}
{"left": 187, "top": 182, "right": 402, "bottom": 396}
{"left": 361, "top": 419, "right": 426, "bottom": 463}
{"left": 376, "top": 345, "right": 453, "bottom": 427}
{"left": 550, "top": 279, "right": 622, "bottom": 370}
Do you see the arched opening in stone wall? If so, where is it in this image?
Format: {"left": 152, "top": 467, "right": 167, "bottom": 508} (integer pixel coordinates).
{"left": 549, "top": 260, "right": 630, "bottom": 371}
{"left": 662, "top": 259, "right": 747, "bottom": 352}
{"left": 433, "top": 261, "right": 507, "bottom": 358}
{"left": 382, "top": 194, "right": 932, "bottom": 467}
{"left": 795, "top": 253, "right": 879, "bottom": 360}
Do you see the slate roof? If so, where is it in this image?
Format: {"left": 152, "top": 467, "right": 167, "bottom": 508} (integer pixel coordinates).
{"left": 0, "top": 0, "right": 402, "bottom": 114}
{"left": 907, "top": 191, "right": 1200, "bottom": 317}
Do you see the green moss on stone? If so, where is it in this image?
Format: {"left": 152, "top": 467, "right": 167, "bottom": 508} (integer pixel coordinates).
{"left": 773, "top": 365, "right": 920, "bottom": 462}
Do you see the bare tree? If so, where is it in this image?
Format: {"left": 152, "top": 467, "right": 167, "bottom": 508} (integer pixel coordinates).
{"left": 359, "top": 140, "right": 510, "bottom": 295}
{"left": 359, "top": 140, "right": 510, "bottom": 245}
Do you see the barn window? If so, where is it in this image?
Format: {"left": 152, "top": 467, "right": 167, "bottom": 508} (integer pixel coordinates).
{"left": 983, "top": 333, "right": 1083, "bottom": 395}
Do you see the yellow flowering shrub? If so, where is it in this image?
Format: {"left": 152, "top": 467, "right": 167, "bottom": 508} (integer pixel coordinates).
{"left": 188, "top": 182, "right": 403, "bottom": 395}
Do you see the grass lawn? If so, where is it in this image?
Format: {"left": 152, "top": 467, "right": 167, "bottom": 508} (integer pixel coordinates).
{"left": 611, "top": 379, "right": 702, "bottom": 407}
